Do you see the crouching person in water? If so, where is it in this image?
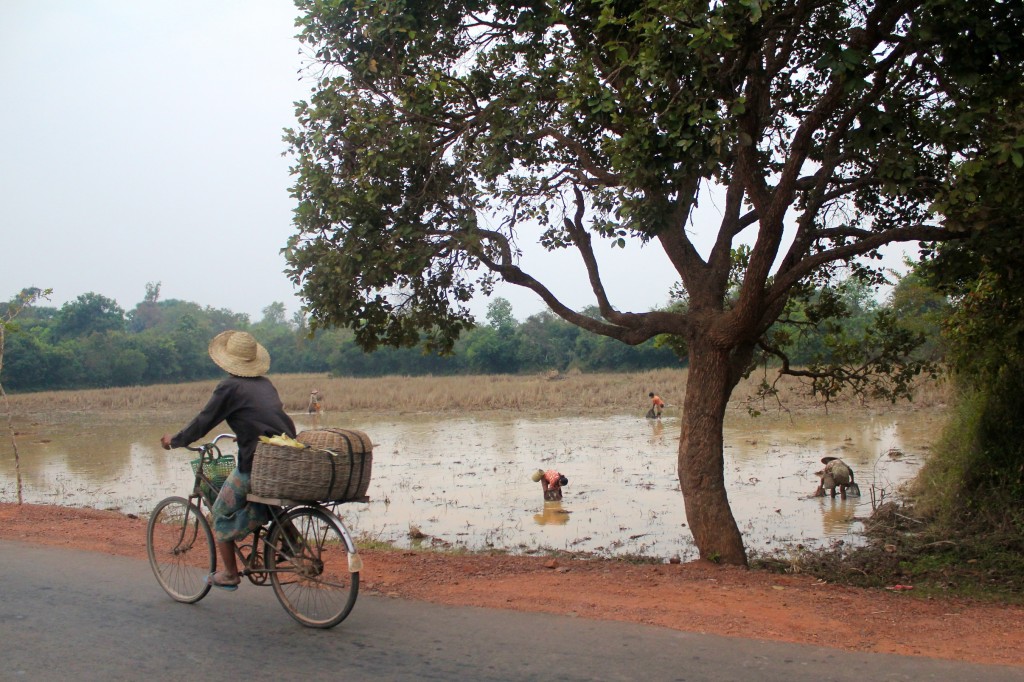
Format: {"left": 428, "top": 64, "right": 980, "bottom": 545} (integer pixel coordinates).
{"left": 814, "top": 456, "right": 861, "bottom": 499}
{"left": 531, "top": 468, "right": 569, "bottom": 501}
{"left": 160, "top": 330, "right": 296, "bottom": 591}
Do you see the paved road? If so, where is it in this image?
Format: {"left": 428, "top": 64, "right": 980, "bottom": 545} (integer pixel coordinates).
{"left": 1, "top": 542, "right": 1022, "bottom": 682}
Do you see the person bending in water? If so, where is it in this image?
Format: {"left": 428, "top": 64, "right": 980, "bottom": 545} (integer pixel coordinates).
{"left": 532, "top": 468, "right": 569, "bottom": 501}
{"left": 647, "top": 392, "right": 665, "bottom": 419}
{"left": 814, "top": 456, "right": 860, "bottom": 499}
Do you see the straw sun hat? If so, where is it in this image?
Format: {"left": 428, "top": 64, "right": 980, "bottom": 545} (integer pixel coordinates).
{"left": 208, "top": 330, "right": 270, "bottom": 377}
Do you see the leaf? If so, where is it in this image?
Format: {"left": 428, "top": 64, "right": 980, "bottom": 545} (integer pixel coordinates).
{"left": 739, "top": 0, "right": 762, "bottom": 23}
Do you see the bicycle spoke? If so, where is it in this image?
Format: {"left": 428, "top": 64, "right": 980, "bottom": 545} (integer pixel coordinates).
{"left": 147, "top": 497, "right": 214, "bottom": 603}
{"left": 266, "top": 508, "right": 358, "bottom": 628}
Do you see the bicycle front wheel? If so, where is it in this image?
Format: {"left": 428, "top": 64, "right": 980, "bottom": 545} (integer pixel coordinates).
{"left": 146, "top": 496, "right": 215, "bottom": 603}
{"left": 266, "top": 507, "right": 359, "bottom": 628}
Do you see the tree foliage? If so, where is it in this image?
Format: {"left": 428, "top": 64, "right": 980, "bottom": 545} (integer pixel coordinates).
{"left": 284, "top": 0, "right": 1022, "bottom": 346}
{"left": 914, "top": 63, "right": 1024, "bottom": 524}
{"left": 54, "top": 293, "right": 125, "bottom": 340}
{"left": 758, "top": 274, "right": 941, "bottom": 407}
{"left": 283, "top": 0, "right": 1022, "bottom": 564}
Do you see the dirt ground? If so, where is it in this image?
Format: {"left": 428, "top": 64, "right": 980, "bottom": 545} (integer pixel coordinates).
{"left": 3, "top": 502, "right": 1023, "bottom": 668}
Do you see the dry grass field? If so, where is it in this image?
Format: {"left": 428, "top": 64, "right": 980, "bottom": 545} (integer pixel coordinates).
{"left": 5, "top": 368, "right": 950, "bottom": 417}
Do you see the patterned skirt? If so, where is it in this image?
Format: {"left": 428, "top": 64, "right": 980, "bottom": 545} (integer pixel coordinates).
{"left": 211, "top": 469, "right": 269, "bottom": 542}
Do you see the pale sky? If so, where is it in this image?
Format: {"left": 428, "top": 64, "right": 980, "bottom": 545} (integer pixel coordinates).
{"left": 1, "top": 2, "right": 909, "bottom": 325}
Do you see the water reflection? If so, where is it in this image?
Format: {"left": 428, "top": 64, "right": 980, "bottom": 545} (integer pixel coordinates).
{"left": 305, "top": 411, "right": 324, "bottom": 430}
{"left": 819, "top": 496, "right": 861, "bottom": 536}
{"left": 0, "top": 409, "right": 946, "bottom": 560}
{"left": 533, "top": 501, "right": 571, "bottom": 526}
{"left": 648, "top": 419, "right": 665, "bottom": 445}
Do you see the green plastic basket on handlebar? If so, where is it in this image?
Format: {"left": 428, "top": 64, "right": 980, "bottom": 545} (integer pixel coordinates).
{"left": 190, "top": 455, "right": 236, "bottom": 501}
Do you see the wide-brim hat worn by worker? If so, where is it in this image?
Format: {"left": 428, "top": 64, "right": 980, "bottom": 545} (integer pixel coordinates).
{"left": 821, "top": 456, "right": 839, "bottom": 464}
{"left": 208, "top": 330, "right": 270, "bottom": 377}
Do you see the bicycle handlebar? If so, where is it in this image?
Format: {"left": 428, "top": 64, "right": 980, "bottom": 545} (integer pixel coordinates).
{"left": 184, "top": 433, "right": 237, "bottom": 452}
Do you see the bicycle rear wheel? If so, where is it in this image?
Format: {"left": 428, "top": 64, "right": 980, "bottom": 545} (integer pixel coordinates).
{"left": 265, "top": 507, "right": 359, "bottom": 628}
{"left": 146, "top": 496, "right": 215, "bottom": 603}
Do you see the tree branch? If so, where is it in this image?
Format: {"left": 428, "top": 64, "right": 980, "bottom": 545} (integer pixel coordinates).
{"left": 561, "top": 186, "right": 617, "bottom": 318}
{"left": 769, "top": 225, "right": 951, "bottom": 304}
{"left": 536, "top": 127, "right": 621, "bottom": 186}
{"left": 471, "top": 227, "right": 685, "bottom": 343}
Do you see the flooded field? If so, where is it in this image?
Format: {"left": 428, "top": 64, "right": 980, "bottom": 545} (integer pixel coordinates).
{"left": 1, "top": 408, "right": 945, "bottom": 560}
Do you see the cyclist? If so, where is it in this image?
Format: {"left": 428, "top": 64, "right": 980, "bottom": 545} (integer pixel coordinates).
{"left": 160, "top": 329, "right": 295, "bottom": 591}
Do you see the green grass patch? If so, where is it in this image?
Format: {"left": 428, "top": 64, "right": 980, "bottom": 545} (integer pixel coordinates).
{"left": 752, "top": 502, "right": 1024, "bottom": 603}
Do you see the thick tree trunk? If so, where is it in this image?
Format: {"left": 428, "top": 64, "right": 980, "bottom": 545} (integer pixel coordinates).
{"left": 678, "top": 341, "right": 748, "bottom": 566}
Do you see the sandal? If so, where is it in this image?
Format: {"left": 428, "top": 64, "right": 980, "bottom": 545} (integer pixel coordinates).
{"left": 206, "top": 571, "right": 240, "bottom": 591}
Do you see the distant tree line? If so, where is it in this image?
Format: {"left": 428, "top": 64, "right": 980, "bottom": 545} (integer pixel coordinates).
{"left": 2, "top": 275, "right": 944, "bottom": 393}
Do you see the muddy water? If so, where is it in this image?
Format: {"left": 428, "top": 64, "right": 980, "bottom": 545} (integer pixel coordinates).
{"left": 1, "top": 409, "right": 945, "bottom": 560}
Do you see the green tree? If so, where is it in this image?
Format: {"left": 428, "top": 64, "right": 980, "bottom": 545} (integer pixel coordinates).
{"left": 259, "top": 302, "right": 289, "bottom": 328}
{"left": 886, "top": 268, "right": 948, "bottom": 362}
{"left": 465, "top": 298, "right": 521, "bottom": 373}
{"left": 78, "top": 332, "right": 148, "bottom": 387}
{"left": 54, "top": 293, "right": 125, "bottom": 340}
{"left": 251, "top": 302, "right": 301, "bottom": 373}
{"left": 2, "top": 288, "right": 51, "bottom": 503}
{"left": 914, "top": 84, "right": 1024, "bottom": 526}
{"left": 484, "top": 297, "right": 516, "bottom": 331}
{"left": 0, "top": 332, "right": 50, "bottom": 390}
{"left": 127, "top": 282, "right": 164, "bottom": 333}
{"left": 134, "top": 331, "right": 182, "bottom": 384}
{"left": 757, "top": 275, "right": 936, "bottom": 404}
{"left": 515, "top": 310, "right": 581, "bottom": 371}
{"left": 286, "top": 0, "right": 1023, "bottom": 563}
{"left": 171, "top": 313, "right": 213, "bottom": 380}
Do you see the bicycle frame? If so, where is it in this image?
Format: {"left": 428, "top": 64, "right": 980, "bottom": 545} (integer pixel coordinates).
{"left": 246, "top": 498, "right": 363, "bottom": 576}
{"left": 185, "top": 433, "right": 362, "bottom": 581}
{"left": 150, "top": 432, "right": 363, "bottom": 627}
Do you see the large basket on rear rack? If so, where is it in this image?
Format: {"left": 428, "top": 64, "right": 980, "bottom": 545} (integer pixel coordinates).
{"left": 250, "top": 428, "right": 372, "bottom": 502}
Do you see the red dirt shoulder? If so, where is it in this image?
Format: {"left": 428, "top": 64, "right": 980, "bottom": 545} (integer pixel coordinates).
{"left": 1, "top": 502, "right": 1021, "bottom": 668}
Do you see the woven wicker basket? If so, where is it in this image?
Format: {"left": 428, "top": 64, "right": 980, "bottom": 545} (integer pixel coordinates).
{"left": 296, "top": 428, "right": 372, "bottom": 453}
{"left": 250, "top": 429, "right": 372, "bottom": 502}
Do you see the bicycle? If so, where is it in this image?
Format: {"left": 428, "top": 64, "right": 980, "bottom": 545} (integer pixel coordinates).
{"left": 146, "top": 433, "right": 363, "bottom": 628}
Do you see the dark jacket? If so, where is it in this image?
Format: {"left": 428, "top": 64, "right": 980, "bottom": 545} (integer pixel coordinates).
{"left": 170, "top": 375, "right": 296, "bottom": 473}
